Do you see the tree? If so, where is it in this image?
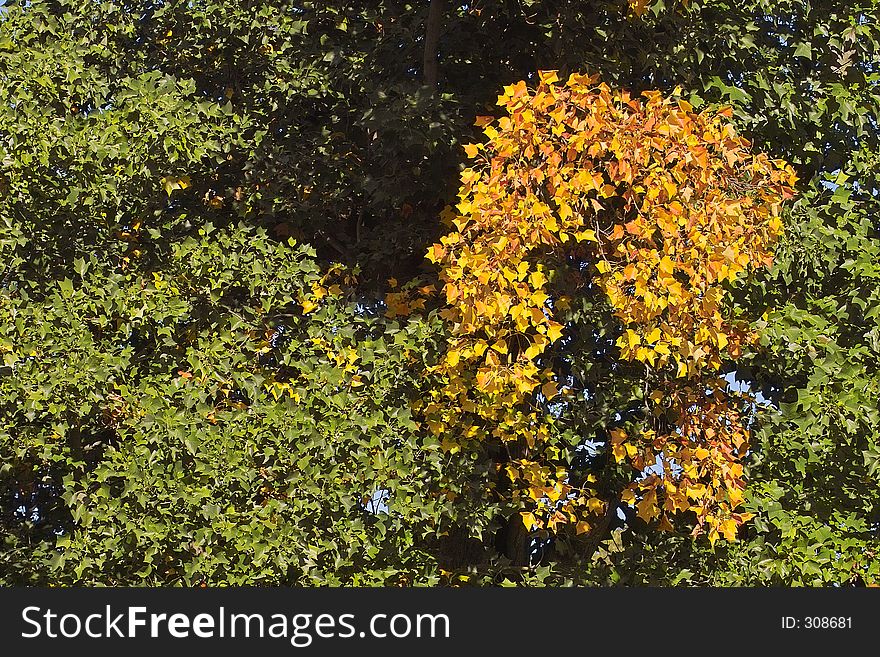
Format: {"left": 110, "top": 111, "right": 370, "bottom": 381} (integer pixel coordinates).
{"left": 1, "top": 0, "right": 877, "bottom": 586}
{"left": 423, "top": 70, "right": 796, "bottom": 549}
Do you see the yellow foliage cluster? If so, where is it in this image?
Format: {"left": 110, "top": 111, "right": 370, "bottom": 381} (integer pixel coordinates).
{"left": 613, "top": 381, "right": 756, "bottom": 544}
{"left": 383, "top": 277, "right": 436, "bottom": 319}
{"left": 421, "top": 71, "right": 796, "bottom": 543}
{"left": 298, "top": 263, "right": 351, "bottom": 315}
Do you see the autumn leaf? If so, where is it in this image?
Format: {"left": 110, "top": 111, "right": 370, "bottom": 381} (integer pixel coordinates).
{"left": 463, "top": 143, "right": 480, "bottom": 158}
{"left": 629, "top": 0, "right": 652, "bottom": 18}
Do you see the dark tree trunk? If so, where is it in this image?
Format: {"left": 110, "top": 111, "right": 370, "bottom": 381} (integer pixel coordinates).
{"left": 422, "top": 0, "right": 445, "bottom": 90}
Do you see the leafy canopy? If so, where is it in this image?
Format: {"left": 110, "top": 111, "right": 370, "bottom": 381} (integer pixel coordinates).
{"left": 1, "top": 0, "right": 878, "bottom": 587}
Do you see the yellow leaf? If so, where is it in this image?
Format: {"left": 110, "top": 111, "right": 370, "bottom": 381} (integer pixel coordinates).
{"left": 637, "top": 346, "right": 656, "bottom": 365}
{"left": 463, "top": 143, "right": 480, "bottom": 158}
{"left": 524, "top": 343, "right": 541, "bottom": 360}
{"left": 546, "top": 322, "right": 563, "bottom": 342}
{"left": 491, "top": 339, "right": 508, "bottom": 355}
{"left": 530, "top": 290, "right": 549, "bottom": 306}
{"left": 446, "top": 349, "right": 461, "bottom": 367}
{"left": 720, "top": 519, "right": 738, "bottom": 541}
{"left": 625, "top": 329, "right": 641, "bottom": 349}
{"left": 541, "top": 380, "right": 558, "bottom": 399}
{"left": 538, "top": 70, "right": 559, "bottom": 85}
{"left": 676, "top": 359, "right": 688, "bottom": 377}
{"left": 708, "top": 529, "right": 720, "bottom": 546}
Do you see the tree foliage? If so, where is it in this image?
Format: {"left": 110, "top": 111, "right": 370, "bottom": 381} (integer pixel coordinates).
{"left": 1, "top": 0, "right": 878, "bottom": 586}
{"left": 423, "top": 72, "right": 796, "bottom": 545}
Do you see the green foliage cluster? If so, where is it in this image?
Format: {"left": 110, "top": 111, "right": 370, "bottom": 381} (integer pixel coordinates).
{"left": 1, "top": 0, "right": 878, "bottom": 585}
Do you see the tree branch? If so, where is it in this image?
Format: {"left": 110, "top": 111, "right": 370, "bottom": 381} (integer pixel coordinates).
{"left": 585, "top": 493, "right": 621, "bottom": 557}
